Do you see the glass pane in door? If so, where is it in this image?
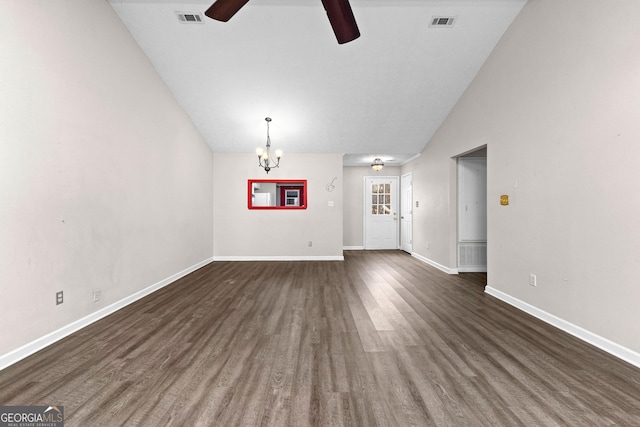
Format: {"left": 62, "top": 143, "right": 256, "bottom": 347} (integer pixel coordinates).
{"left": 370, "top": 181, "right": 393, "bottom": 216}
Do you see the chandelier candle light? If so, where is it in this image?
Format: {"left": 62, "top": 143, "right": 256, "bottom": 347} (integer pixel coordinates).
{"left": 256, "top": 117, "right": 282, "bottom": 174}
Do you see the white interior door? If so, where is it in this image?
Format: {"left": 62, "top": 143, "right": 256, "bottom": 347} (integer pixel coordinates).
{"left": 400, "top": 173, "right": 413, "bottom": 253}
{"left": 364, "top": 176, "right": 398, "bottom": 249}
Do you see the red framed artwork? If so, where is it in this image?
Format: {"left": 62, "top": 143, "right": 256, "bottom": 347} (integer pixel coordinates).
{"left": 248, "top": 179, "right": 307, "bottom": 210}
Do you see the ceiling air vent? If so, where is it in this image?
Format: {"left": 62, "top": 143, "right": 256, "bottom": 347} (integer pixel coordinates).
{"left": 176, "top": 12, "right": 203, "bottom": 24}
{"left": 429, "top": 16, "right": 456, "bottom": 27}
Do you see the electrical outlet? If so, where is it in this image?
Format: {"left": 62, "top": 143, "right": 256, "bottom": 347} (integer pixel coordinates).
{"left": 93, "top": 289, "right": 101, "bottom": 302}
{"left": 56, "top": 291, "right": 63, "bottom": 305}
{"left": 308, "top": 241, "right": 313, "bottom": 247}
{"left": 529, "top": 273, "right": 537, "bottom": 287}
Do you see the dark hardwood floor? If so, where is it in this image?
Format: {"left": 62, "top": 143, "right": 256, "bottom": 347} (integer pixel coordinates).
{"left": 1, "top": 250, "right": 639, "bottom": 426}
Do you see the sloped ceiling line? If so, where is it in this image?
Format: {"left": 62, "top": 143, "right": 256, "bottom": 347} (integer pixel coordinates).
{"left": 108, "top": 0, "right": 526, "bottom": 165}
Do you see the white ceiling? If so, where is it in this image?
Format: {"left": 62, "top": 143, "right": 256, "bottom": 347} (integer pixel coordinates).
{"left": 108, "top": 0, "right": 526, "bottom": 166}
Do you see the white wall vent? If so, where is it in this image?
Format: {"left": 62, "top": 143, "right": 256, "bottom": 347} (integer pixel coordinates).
{"left": 176, "top": 12, "right": 203, "bottom": 24}
{"left": 429, "top": 16, "right": 456, "bottom": 27}
{"left": 458, "top": 243, "right": 487, "bottom": 272}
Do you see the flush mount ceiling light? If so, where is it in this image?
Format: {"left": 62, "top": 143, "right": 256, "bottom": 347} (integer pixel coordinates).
{"left": 255, "top": 117, "right": 282, "bottom": 174}
{"left": 371, "top": 157, "right": 384, "bottom": 171}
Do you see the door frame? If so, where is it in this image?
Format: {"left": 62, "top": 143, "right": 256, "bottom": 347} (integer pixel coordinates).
{"left": 363, "top": 176, "right": 399, "bottom": 250}
{"left": 456, "top": 147, "right": 488, "bottom": 273}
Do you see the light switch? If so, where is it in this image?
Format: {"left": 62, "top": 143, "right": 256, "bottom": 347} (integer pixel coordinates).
{"left": 328, "top": 201, "right": 335, "bottom": 207}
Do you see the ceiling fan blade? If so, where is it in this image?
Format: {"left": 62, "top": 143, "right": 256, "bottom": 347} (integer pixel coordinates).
{"left": 321, "top": 0, "right": 360, "bottom": 44}
{"left": 205, "top": 0, "right": 250, "bottom": 22}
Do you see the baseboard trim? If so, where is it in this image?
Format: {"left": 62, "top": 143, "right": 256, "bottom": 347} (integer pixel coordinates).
{"left": 0, "top": 257, "right": 214, "bottom": 372}
{"left": 485, "top": 286, "right": 640, "bottom": 369}
{"left": 458, "top": 267, "right": 488, "bottom": 273}
{"left": 343, "top": 246, "right": 364, "bottom": 250}
{"left": 213, "top": 255, "right": 344, "bottom": 261}
{"left": 412, "top": 252, "right": 459, "bottom": 274}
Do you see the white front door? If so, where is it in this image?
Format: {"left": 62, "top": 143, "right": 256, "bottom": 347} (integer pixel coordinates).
{"left": 400, "top": 173, "right": 413, "bottom": 253}
{"left": 364, "top": 176, "right": 398, "bottom": 249}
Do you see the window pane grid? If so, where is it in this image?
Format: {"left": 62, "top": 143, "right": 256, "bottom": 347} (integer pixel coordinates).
{"left": 371, "top": 183, "right": 392, "bottom": 215}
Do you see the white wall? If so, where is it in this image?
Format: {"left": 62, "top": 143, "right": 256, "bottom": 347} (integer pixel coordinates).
{"left": 213, "top": 153, "right": 343, "bottom": 259}
{"left": 0, "top": 1, "right": 213, "bottom": 358}
{"left": 343, "top": 166, "right": 402, "bottom": 248}
{"left": 403, "top": 0, "right": 640, "bottom": 358}
{"left": 401, "top": 150, "right": 459, "bottom": 270}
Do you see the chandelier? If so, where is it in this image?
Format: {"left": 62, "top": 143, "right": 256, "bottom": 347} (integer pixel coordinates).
{"left": 371, "top": 157, "right": 384, "bottom": 171}
{"left": 256, "top": 117, "right": 282, "bottom": 174}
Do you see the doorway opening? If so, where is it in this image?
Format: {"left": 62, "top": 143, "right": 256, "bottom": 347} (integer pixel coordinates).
{"left": 456, "top": 147, "right": 487, "bottom": 274}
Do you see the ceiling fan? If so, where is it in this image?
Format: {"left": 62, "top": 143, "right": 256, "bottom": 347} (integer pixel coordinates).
{"left": 204, "top": 0, "right": 360, "bottom": 44}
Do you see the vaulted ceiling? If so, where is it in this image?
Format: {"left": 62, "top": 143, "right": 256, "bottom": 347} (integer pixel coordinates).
{"left": 108, "top": 0, "right": 526, "bottom": 166}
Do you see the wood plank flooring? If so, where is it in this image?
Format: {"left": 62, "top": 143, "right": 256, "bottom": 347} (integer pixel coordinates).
{"left": 1, "top": 250, "right": 640, "bottom": 426}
